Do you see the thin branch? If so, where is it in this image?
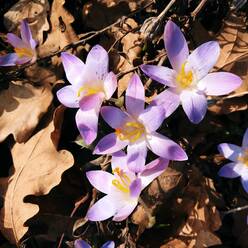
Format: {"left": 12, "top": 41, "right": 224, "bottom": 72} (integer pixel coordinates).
{"left": 191, "top": 0, "right": 208, "bottom": 19}
{"left": 222, "top": 205, "right": 248, "bottom": 215}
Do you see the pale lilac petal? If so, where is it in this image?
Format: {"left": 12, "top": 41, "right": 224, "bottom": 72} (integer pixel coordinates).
{"left": 103, "top": 71, "right": 117, "bottom": 100}
{"left": 130, "top": 178, "right": 142, "bottom": 198}
{"left": 164, "top": 20, "right": 189, "bottom": 72}
{"left": 56, "top": 85, "right": 79, "bottom": 108}
{"left": 186, "top": 41, "right": 220, "bottom": 80}
{"left": 16, "top": 56, "right": 32, "bottom": 65}
{"left": 218, "top": 162, "right": 240, "bottom": 178}
{"left": 20, "top": 19, "right": 37, "bottom": 49}
{"left": 86, "top": 195, "right": 118, "bottom": 221}
{"left": 86, "top": 45, "right": 108, "bottom": 80}
{"left": 94, "top": 133, "right": 128, "bottom": 154}
{"left": 241, "top": 178, "right": 248, "bottom": 193}
{"left": 101, "top": 106, "right": 129, "bottom": 129}
{"left": 0, "top": 53, "right": 18, "bottom": 66}
{"left": 7, "top": 33, "right": 26, "bottom": 48}
{"left": 198, "top": 72, "right": 242, "bottom": 96}
{"left": 101, "top": 241, "right": 115, "bottom": 248}
{"left": 218, "top": 143, "right": 242, "bottom": 161}
{"left": 147, "top": 132, "right": 188, "bottom": 161}
{"left": 126, "top": 74, "right": 145, "bottom": 117}
{"left": 76, "top": 108, "right": 100, "bottom": 145}
{"left": 86, "top": 170, "right": 114, "bottom": 194}
{"left": 138, "top": 105, "right": 165, "bottom": 132}
{"left": 112, "top": 201, "right": 138, "bottom": 222}
{"left": 180, "top": 90, "right": 207, "bottom": 124}
{"left": 140, "top": 65, "right": 176, "bottom": 87}
{"left": 242, "top": 129, "right": 248, "bottom": 148}
{"left": 111, "top": 151, "right": 128, "bottom": 171}
{"left": 127, "top": 141, "right": 147, "bottom": 173}
{"left": 61, "top": 52, "right": 85, "bottom": 86}
{"left": 151, "top": 89, "right": 180, "bottom": 118}
{"left": 140, "top": 158, "right": 169, "bottom": 189}
{"left": 74, "top": 240, "right": 91, "bottom": 248}
{"left": 79, "top": 93, "right": 104, "bottom": 111}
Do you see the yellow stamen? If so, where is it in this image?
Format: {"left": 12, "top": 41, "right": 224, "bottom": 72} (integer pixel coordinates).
{"left": 112, "top": 179, "right": 129, "bottom": 193}
{"left": 115, "top": 121, "right": 145, "bottom": 143}
{"left": 112, "top": 167, "right": 131, "bottom": 193}
{"left": 77, "top": 85, "right": 102, "bottom": 97}
{"left": 238, "top": 149, "right": 248, "bottom": 167}
{"left": 14, "top": 47, "right": 33, "bottom": 58}
{"left": 176, "top": 62, "right": 193, "bottom": 89}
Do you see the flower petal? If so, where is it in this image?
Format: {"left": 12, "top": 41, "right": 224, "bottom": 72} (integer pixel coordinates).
{"left": 140, "top": 65, "right": 176, "bottom": 87}
{"left": 74, "top": 240, "right": 91, "bottom": 248}
{"left": 61, "top": 52, "right": 85, "bottom": 86}
{"left": 16, "top": 56, "right": 32, "bottom": 65}
{"left": 241, "top": 178, "right": 248, "bottom": 193}
{"left": 198, "top": 72, "right": 242, "bottom": 96}
{"left": 126, "top": 74, "right": 145, "bottom": 117}
{"left": 147, "top": 132, "right": 188, "bottom": 161}
{"left": 7, "top": 33, "right": 26, "bottom": 48}
{"left": 101, "top": 106, "right": 129, "bottom": 129}
{"left": 79, "top": 93, "right": 103, "bottom": 111}
{"left": 218, "top": 162, "right": 240, "bottom": 178}
{"left": 140, "top": 158, "right": 169, "bottom": 189}
{"left": 86, "top": 44, "right": 108, "bottom": 80}
{"left": 101, "top": 241, "right": 115, "bottom": 248}
{"left": 127, "top": 140, "right": 147, "bottom": 173}
{"left": 103, "top": 71, "right": 117, "bottom": 100}
{"left": 164, "top": 20, "right": 189, "bottom": 72}
{"left": 242, "top": 128, "right": 248, "bottom": 148}
{"left": 56, "top": 85, "right": 79, "bottom": 108}
{"left": 151, "top": 89, "right": 180, "bottom": 118}
{"left": 180, "top": 90, "right": 207, "bottom": 124}
{"left": 20, "top": 19, "right": 37, "bottom": 49}
{"left": 218, "top": 143, "right": 242, "bottom": 162}
{"left": 130, "top": 178, "right": 142, "bottom": 198}
{"left": 0, "top": 53, "right": 18, "bottom": 66}
{"left": 111, "top": 151, "right": 128, "bottom": 172}
{"left": 86, "top": 170, "right": 114, "bottom": 194}
{"left": 138, "top": 105, "right": 165, "bottom": 132}
{"left": 186, "top": 41, "right": 220, "bottom": 80}
{"left": 94, "top": 133, "right": 128, "bottom": 154}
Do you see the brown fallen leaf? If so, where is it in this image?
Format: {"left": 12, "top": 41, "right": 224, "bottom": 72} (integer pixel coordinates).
{"left": 0, "top": 119, "right": 74, "bottom": 244}
{"left": 0, "top": 81, "right": 52, "bottom": 143}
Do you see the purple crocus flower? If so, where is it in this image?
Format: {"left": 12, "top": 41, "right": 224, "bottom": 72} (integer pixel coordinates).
{"left": 86, "top": 151, "right": 169, "bottom": 221}
{"left": 141, "top": 20, "right": 242, "bottom": 124}
{"left": 218, "top": 129, "right": 248, "bottom": 193}
{"left": 74, "top": 239, "right": 114, "bottom": 248}
{"left": 0, "top": 19, "right": 37, "bottom": 66}
{"left": 56, "top": 45, "right": 117, "bottom": 145}
{"left": 94, "top": 74, "right": 187, "bottom": 173}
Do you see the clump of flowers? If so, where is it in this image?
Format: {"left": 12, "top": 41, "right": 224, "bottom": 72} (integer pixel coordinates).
{"left": 141, "top": 20, "right": 242, "bottom": 123}
{"left": 74, "top": 239, "right": 114, "bottom": 248}
{"left": 0, "top": 19, "right": 37, "bottom": 66}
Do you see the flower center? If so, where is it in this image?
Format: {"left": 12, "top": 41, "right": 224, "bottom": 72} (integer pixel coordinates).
{"left": 115, "top": 121, "right": 145, "bottom": 143}
{"left": 176, "top": 62, "right": 193, "bottom": 89}
{"left": 77, "top": 85, "right": 103, "bottom": 98}
{"left": 238, "top": 149, "right": 248, "bottom": 167}
{"left": 14, "top": 47, "right": 34, "bottom": 58}
{"left": 112, "top": 167, "right": 131, "bottom": 193}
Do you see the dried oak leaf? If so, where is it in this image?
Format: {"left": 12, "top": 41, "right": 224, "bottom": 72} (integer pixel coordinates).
{"left": 0, "top": 81, "right": 52, "bottom": 143}
{"left": 0, "top": 120, "right": 74, "bottom": 244}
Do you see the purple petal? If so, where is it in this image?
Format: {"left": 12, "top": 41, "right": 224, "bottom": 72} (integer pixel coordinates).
{"left": 164, "top": 20, "right": 189, "bottom": 72}
{"left": 56, "top": 85, "right": 79, "bottom": 108}
{"left": 180, "top": 90, "right": 207, "bottom": 124}
{"left": 79, "top": 93, "right": 104, "bottom": 111}
{"left": 86, "top": 170, "right": 114, "bottom": 194}
{"left": 130, "top": 178, "right": 142, "bottom": 198}
{"left": 127, "top": 141, "right": 147, "bottom": 173}
{"left": 198, "top": 72, "right": 242, "bottom": 96}
{"left": 112, "top": 201, "right": 138, "bottom": 222}
{"left": 138, "top": 105, "right": 165, "bottom": 132}
{"left": 218, "top": 162, "right": 240, "bottom": 178}
{"left": 86, "top": 45, "right": 109, "bottom": 80}
{"left": 86, "top": 195, "right": 118, "bottom": 221}
{"left": 241, "top": 177, "right": 248, "bottom": 193}
{"left": 111, "top": 151, "right": 128, "bottom": 172}
{"left": 140, "top": 65, "right": 176, "bottom": 87}
{"left": 75, "top": 107, "right": 100, "bottom": 145}
{"left": 74, "top": 240, "right": 91, "bottom": 248}
{"left": 101, "top": 241, "right": 115, "bottom": 248}
{"left": 103, "top": 71, "right": 117, "bottom": 100}
{"left": 0, "top": 53, "right": 18, "bottom": 66}
{"left": 94, "top": 133, "right": 128, "bottom": 154}
{"left": 61, "top": 52, "right": 85, "bottom": 86}
{"left": 218, "top": 143, "right": 242, "bottom": 161}
{"left": 7, "top": 33, "right": 26, "bottom": 48}
{"left": 151, "top": 89, "right": 180, "bottom": 118}
{"left": 126, "top": 74, "right": 145, "bottom": 117}
{"left": 140, "top": 158, "right": 169, "bottom": 189}
{"left": 186, "top": 41, "right": 220, "bottom": 80}
{"left": 101, "top": 106, "right": 129, "bottom": 129}
{"left": 242, "top": 128, "right": 248, "bottom": 148}
{"left": 147, "top": 132, "right": 188, "bottom": 161}
{"left": 20, "top": 19, "right": 37, "bottom": 49}
{"left": 16, "top": 56, "right": 32, "bottom": 65}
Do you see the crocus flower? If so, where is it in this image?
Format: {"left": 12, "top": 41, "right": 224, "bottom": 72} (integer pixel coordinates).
{"left": 141, "top": 20, "right": 242, "bottom": 124}
{"left": 218, "top": 128, "right": 248, "bottom": 193}
{"left": 94, "top": 74, "right": 187, "bottom": 173}
{"left": 56, "top": 45, "right": 117, "bottom": 145}
{"left": 74, "top": 239, "right": 114, "bottom": 248}
{"left": 0, "top": 19, "right": 37, "bottom": 66}
{"left": 86, "top": 151, "right": 169, "bottom": 221}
